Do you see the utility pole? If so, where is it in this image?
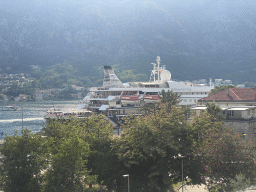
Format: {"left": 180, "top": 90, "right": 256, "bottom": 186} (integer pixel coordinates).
{"left": 123, "top": 174, "right": 130, "bottom": 192}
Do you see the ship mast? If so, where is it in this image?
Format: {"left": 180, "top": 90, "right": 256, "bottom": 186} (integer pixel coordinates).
{"left": 156, "top": 56, "right": 161, "bottom": 82}
{"left": 150, "top": 56, "right": 161, "bottom": 82}
{"left": 151, "top": 63, "right": 156, "bottom": 82}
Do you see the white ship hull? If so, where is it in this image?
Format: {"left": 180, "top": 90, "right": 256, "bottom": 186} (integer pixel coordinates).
{"left": 82, "top": 56, "right": 214, "bottom": 115}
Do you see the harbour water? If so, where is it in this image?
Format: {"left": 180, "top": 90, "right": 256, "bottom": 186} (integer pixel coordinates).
{"left": 0, "top": 101, "right": 80, "bottom": 137}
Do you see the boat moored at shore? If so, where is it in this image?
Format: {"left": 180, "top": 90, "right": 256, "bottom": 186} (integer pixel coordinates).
{"left": 81, "top": 56, "right": 214, "bottom": 116}
{"left": 44, "top": 107, "right": 93, "bottom": 119}
{"left": 0, "top": 105, "right": 18, "bottom": 111}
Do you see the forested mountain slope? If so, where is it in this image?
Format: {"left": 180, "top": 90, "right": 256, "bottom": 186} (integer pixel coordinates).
{"left": 1, "top": 0, "right": 256, "bottom": 85}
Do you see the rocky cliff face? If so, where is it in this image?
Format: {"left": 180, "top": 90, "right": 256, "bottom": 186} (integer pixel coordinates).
{"left": 1, "top": 0, "right": 256, "bottom": 83}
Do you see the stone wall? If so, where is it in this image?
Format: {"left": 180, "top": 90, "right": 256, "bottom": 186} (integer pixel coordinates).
{"left": 224, "top": 120, "right": 256, "bottom": 143}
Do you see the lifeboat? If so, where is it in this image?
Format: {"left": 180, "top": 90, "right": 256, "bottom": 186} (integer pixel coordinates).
{"left": 121, "top": 95, "right": 139, "bottom": 106}
{"left": 143, "top": 94, "right": 160, "bottom": 103}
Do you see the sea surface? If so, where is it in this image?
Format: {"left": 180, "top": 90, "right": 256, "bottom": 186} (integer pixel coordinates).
{"left": 0, "top": 101, "right": 80, "bottom": 137}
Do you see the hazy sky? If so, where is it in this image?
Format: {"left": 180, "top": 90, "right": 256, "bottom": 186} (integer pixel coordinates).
{"left": 1, "top": 0, "right": 255, "bottom": 13}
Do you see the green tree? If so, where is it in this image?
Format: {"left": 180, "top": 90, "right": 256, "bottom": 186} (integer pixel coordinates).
{"left": 57, "top": 86, "right": 77, "bottom": 100}
{"left": 77, "top": 116, "right": 124, "bottom": 191}
{"left": 43, "top": 115, "right": 122, "bottom": 191}
{"left": 190, "top": 111, "right": 256, "bottom": 186}
{"left": 141, "top": 90, "right": 180, "bottom": 114}
{"left": 39, "top": 63, "right": 79, "bottom": 88}
{"left": 5, "top": 81, "right": 20, "bottom": 97}
{"left": 31, "top": 79, "right": 40, "bottom": 89}
{"left": 4, "top": 82, "right": 35, "bottom": 99}
{"left": 1, "top": 129, "right": 46, "bottom": 192}
{"left": 245, "top": 81, "right": 256, "bottom": 88}
{"left": 209, "top": 173, "right": 251, "bottom": 192}
{"left": 112, "top": 64, "right": 148, "bottom": 82}
{"left": 42, "top": 134, "right": 96, "bottom": 192}
{"left": 0, "top": 94, "right": 4, "bottom": 101}
{"left": 205, "top": 102, "right": 223, "bottom": 121}
{"left": 225, "top": 173, "right": 251, "bottom": 192}
{"left": 31, "top": 68, "right": 42, "bottom": 80}
{"left": 113, "top": 103, "right": 192, "bottom": 191}
{"left": 160, "top": 90, "right": 181, "bottom": 106}
{"left": 209, "top": 85, "right": 236, "bottom": 96}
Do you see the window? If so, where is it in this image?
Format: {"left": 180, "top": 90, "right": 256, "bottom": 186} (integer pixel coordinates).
{"left": 229, "top": 111, "right": 234, "bottom": 116}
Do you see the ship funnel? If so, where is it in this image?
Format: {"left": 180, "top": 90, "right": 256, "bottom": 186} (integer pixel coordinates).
{"left": 103, "top": 66, "right": 124, "bottom": 88}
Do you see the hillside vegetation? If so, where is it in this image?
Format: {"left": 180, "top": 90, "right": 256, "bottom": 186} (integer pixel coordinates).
{"left": 1, "top": 0, "right": 256, "bottom": 85}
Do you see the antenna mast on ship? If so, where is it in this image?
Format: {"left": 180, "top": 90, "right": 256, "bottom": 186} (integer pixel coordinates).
{"left": 151, "top": 63, "right": 156, "bottom": 82}
{"left": 150, "top": 56, "right": 162, "bottom": 82}
{"left": 156, "top": 56, "right": 161, "bottom": 82}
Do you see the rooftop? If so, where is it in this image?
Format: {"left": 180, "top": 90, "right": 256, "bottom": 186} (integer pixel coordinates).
{"left": 198, "top": 88, "right": 256, "bottom": 102}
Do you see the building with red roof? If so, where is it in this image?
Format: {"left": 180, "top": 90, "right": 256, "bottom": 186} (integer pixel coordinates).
{"left": 197, "top": 88, "right": 256, "bottom": 106}
{"left": 192, "top": 88, "right": 256, "bottom": 143}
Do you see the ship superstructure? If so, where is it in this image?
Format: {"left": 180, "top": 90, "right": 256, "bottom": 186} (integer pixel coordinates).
{"left": 81, "top": 56, "right": 213, "bottom": 116}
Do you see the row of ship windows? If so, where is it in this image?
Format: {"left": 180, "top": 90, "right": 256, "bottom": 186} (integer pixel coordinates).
{"left": 183, "top": 99, "right": 197, "bottom": 103}
{"left": 178, "top": 92, "right": 208, "bottom": 95}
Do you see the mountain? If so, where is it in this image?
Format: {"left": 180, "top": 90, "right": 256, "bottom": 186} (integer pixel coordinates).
{"left": 1, "top": 0, "right": 256, "bottom": 85}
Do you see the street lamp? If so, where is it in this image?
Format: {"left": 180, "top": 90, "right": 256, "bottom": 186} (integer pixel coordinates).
{"left": 122, "top": 174, "right": 130, "bottom": 192}
{"left": 178, "top": 154, "right": 185, "bottom": 192}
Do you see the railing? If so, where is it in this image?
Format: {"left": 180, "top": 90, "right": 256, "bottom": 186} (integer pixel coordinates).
{"left": 224, "top": 117, "right": 256, "bottom": 122}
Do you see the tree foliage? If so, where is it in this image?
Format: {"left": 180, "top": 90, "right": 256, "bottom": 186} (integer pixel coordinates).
{"left": 205, "top": 102, "right": 223, "bottom": 121}
{"left": 115, "top": 68, "right": 147, "bottom": 83}
{"left": 160, "top": 90, "right": 181, "bottom": 106}
{"left": 42, "top": 115, "right": 121, "bottom": 191}
{"left": 191, "top": 110, "right": 256, "bottom": 186}
{"left": 113, "top": 102, "right": 192, "bottom": 191}
{"left": 1, "top": 97, "right": 256, "bottom": 192}
{"left": 56, "top": 86, "right": 78, "bottom": 100}
{"left": 39, "top": 63, "right": 80, "bottom": 88}
{"left": 209, "top": 173, "right": 251, "bottom": 192}
{"left": 4, "top": 81, "right": 35, "bottom": 99}
{"left": 42, "top": 135, "right": 94, "bottom": 192}
{"left": 141, "top": 90, "right": 181, "bottom": 114}
{"left": 1, "top": 129, "right": 46, "bottom": 192}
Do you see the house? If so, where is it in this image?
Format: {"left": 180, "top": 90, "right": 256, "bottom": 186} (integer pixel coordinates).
{"left": 3, "top": 95, "right": 8, "bottom": 101}
{"left": 15, "top": 94, "right": 31, "bottom": 102}
{"left": 192, "top": 88, "right": 256, "bottom": 143}
{"left": 35, "top": 90, "right": 52, "bottom": 101}
{"left": 197, "top": 88, "right": 256, "bottom": 107}
{"left": 194, "top": 87, "right": 256, "bottom": 119}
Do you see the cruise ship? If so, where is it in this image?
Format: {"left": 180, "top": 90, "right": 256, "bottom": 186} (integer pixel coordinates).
{"left": 80, "top": 56, "right": 214, "bottom": 116}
